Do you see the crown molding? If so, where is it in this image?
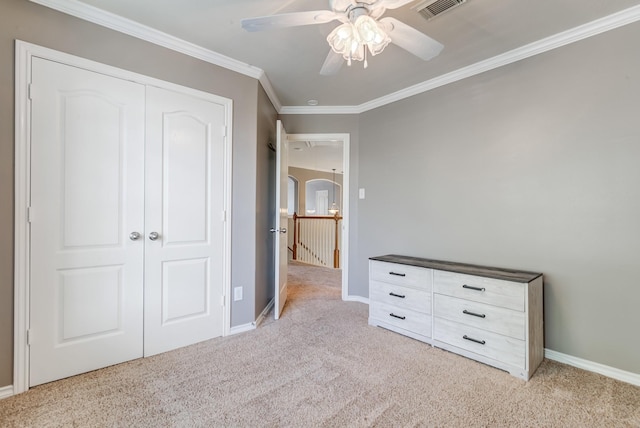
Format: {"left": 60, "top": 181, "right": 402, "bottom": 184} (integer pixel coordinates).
{"left": 279, "top": 105, "right": 361, "bottom": 115}
{"left": 282, "top": 4, "right": 640, "bottom": 114}
{"left": 29, "top": 0, "right": 283, "bottom": 111}
{"left": 30, "top": 1, "right": 640, "bottom": 115}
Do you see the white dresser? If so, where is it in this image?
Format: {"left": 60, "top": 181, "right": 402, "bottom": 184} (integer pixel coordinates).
{"left": 369, "top": 260, "right": 433, "bottom": 343}
{"left": 368, "top": 255, "right": 544, "bottom": 380}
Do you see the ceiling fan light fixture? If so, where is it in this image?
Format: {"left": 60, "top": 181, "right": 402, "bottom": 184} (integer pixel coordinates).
{"left": 326, "top": 14, "right": 390, "bottom": 68}
{"left": 354, "top": 15, "right": 390, "bottom": 55}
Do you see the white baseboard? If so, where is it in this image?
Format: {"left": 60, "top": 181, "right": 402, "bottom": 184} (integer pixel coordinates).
{"left": 228, "top": 322, "right": 255, "bottom": 335}
{"left": 228, "top": 299, "right": 275, "bottom": 336}
{"left": 344, "top": 295, "right": 369, "bottom": 304}
{"left": 0, "top": 385, "right": 14, "bottom": 400}
{"left": 254, "top": 298, "right": 274, "bottom": 328}
{"left": 545, "top": 348, "right": 640, "bottom": 387}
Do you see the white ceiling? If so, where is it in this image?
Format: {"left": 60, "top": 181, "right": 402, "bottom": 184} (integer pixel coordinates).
{"left": 288, "top": 140, "right": 343, "bottom": 173}
{"left": 41, "top": 0, "right": 640, "bottom": 110}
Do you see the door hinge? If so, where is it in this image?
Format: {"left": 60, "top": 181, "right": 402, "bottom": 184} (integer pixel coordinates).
{"left": 221, "top": 295, "right": 225, "bottom": 307}
{"left": 220, "top": 210, "right": 226, "bottom": 222}
{"left": 28, "top": 83, "right": 34, "bottom": 100}
{"left": 222, "top": 126, "right": 227, "bottom": 137}
{"left": 27, "top": 206, "right": 32, "bottom": 223}
{"left": 27, "top": 329, "right": 32, "bottom": 346}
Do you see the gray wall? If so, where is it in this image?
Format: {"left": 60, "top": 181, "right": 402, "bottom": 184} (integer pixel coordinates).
{"left": 0, "top": 0, "right": 269, "bottom": 387}
{"left": 254, "top": 86, "right": 278, "bottom": 319}
{"left": 357, "top": 22, "right": 640, "bottom": 374}
{"left": 279, "top": 115, "right": 364, "bottom": 297}
{"left": 288, "top": 166, "right": 344, "bottom": 216}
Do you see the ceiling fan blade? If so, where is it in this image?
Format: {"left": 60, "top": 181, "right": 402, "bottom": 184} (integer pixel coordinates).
{"left": 379, "top": 17, "right": 444, "bottom": 61}
{"left": 241, "top": 10, "right": 340, "bottom": 32}
{"left": 320, "top": 50, "right": 344, "bottom": 76}
{"left": 375, "top": 0, "right": 416, "bottom": 9}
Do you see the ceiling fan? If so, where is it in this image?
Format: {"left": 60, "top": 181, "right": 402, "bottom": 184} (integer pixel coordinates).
{"left": 241, "top": 0, "right": 444, "bottom": 75}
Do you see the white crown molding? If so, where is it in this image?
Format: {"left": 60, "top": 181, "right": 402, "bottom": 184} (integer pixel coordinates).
{"left": 280, "top": 105, "right": 361, "bottom": 115}
{"left": 28, "top": 0, "right": 283, "bottom": 111}
{"left": 545, "top": 349, "right": 640, "bottom": 387}
{"left": 29, "top": 1, "right": 640, "bottom": 114}
{"left": 258, "top": 73, "right": 282, "bottom": 113}
{"left": 282, "top": 4, "right": 640, "bottom": 114}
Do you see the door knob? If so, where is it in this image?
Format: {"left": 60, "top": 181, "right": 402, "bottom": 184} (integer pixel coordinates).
{"left": 270, "top": 228, "right": 287, "bottom": 234}
{"left": 270, "top": 228, "right": 278, "bottom": 233}
{"left": 279, "top": 228, "right": 287, "bottom": 234}
{"left": 148, "top": 231, "right": 160, "bottom": 241}
{"left": 129, "top": 231, "right": 141, "bottom": 241}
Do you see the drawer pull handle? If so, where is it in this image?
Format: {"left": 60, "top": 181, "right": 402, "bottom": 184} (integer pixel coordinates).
{"left": 389, "top": 272, "right": 406, "bottom": 277}
{"left": 389, "top": 313, "right": 406, "bottom": 320}
{"left": 463, "top": 335, "right": 486, "bottom": 345}
{"left": 462, "top": 284, "right": 485, "bottom": 292}
{"left": 389, "top": 292, "right": 406, "bottom": 299}
{"left": 463, "top": 310, "right": 486, "bottom": 318}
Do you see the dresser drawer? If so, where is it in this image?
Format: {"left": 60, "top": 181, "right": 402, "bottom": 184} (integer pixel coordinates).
{"left": 370, "top": 301, "right": 432, "bottom": 337}
{"left": 434, "top": 270, "right": 524, "bottom": 311}
{"left": 370, "top": 280, "right": 431, "bottom": 314}
{"left": 434, "top": 318, "right": 525, "bottom": 369}
{"left": 433, "top": 294, "right": 525, "bottom": 340}
{"left": 370, "top": 261, "right": 432, "bottom": 291}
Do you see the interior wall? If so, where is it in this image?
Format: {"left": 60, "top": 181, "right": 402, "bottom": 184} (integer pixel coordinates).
{"left": 357, "top": 22, "right": 640, "bottom": 374}
{"left": 0, "top": 0, "right": 262, "bottom": 388}
{"left": 254, "top": 86, "right": 278, "bottom": 319}
{"left": 288, "top": 166, "right": 344, "bottom": 216}
{"left": 279, "top": 115, "right": 362, "bottom": 296}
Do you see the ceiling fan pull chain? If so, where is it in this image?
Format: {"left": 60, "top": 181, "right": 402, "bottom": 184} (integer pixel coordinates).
{"left": 364, "top": 48, "right": 368, "bottom": 69}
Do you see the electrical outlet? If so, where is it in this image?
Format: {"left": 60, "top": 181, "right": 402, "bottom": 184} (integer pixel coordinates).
{"left": 234, "top": 286, "right": 243, "bottom": 301}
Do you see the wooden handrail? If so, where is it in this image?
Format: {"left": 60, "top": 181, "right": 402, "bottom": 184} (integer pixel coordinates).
{"left": 292, "top": 212, "right": 342, "bottom": 268}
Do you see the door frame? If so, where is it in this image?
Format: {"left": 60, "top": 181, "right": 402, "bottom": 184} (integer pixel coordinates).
{"left": 287, "top": 132, "right": 350, "bottom": 301}
{"left": 13, "top": 40, "right": 233, "bottom": 394}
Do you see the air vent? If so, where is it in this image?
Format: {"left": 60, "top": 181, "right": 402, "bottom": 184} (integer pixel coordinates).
{"left": 413, "top": 0, "right": 467, "bottom": 20}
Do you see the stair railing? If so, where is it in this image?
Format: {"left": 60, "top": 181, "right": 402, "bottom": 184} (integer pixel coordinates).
{"left": 292, "top": 212, "right": 342, "bottom": 268}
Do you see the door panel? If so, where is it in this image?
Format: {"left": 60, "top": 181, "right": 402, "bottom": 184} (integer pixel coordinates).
{"left": 163, "top": 113, "right": 209, "bottom": 245}
{"left": 29, "top": 58, "right": 145, "bottom": 387}
{"left": 144, "top": 86, "right": 225, "bottom": 356}
{"left": 274, "top": 120, "right": 289, "bottom": 319}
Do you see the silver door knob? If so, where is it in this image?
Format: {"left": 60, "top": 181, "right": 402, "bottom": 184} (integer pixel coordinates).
{"left": 279, "top": 228, "right": 287, "bottom": 234}
{"left": 270, "top": 228, "right": 278, "bottom": 233}
{"left": 148, "top": 232, "right": 160, "bottom": 241}
{"left": 129, "top": 231, "right": 141, "bottom": 241}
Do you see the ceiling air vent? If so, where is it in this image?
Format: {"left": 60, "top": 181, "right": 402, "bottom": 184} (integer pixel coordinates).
{"left": 413, "top": 0, "right": 467, "bottom": 20}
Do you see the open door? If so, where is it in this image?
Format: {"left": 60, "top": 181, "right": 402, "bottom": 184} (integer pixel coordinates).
{"left": 273, "top": 120, "right": 289, "bottom": 319}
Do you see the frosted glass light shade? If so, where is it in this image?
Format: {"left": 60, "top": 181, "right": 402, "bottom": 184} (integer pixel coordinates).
{"left": 354, "top": 15, "right": 390, "bottom": 56}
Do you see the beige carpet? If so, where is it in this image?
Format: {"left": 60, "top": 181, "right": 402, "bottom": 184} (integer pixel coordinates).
{"left": 1, "top": 261, "right": 639, "bottom": 427}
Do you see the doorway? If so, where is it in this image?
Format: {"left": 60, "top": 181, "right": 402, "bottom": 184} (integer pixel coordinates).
{"left": 286, "top": 133, "right": 350, "bottom": 300}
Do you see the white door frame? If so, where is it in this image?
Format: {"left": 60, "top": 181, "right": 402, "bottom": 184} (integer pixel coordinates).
{"left": 287, "top": 133, "right": 350, "bottom": 301}
{"left": 13, "top": 40, "right": 233, "bottom": 394}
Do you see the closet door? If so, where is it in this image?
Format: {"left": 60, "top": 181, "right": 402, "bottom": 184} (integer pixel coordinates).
{"left": 29, "top": 58, "right": 145, "bottom": 386}
{"left": 143, "top": 86, "right": 226, "bottom": 356}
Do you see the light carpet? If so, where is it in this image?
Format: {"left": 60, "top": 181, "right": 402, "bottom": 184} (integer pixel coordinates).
{"left": 1, "top": 261, "right": 639, "bottom": 427}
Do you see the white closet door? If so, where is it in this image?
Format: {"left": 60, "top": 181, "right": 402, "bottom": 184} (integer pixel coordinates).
{"left": 29, "top": 58, "right": 145, "bottom": 386}
{"left": 143, "top": 86, "right": 226, "bottom": 356}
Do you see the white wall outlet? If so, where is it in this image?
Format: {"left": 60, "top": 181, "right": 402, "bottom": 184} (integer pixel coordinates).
{"left": 233, "top": 286, "right": 243, "bottom": 301}
{"left": 359, "top": 188, "right": 365, "bottom": 199}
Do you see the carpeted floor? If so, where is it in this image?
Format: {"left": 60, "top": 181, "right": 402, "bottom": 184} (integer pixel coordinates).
{"left": 1, "top": 261, "right": 639, "bottom": 427}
